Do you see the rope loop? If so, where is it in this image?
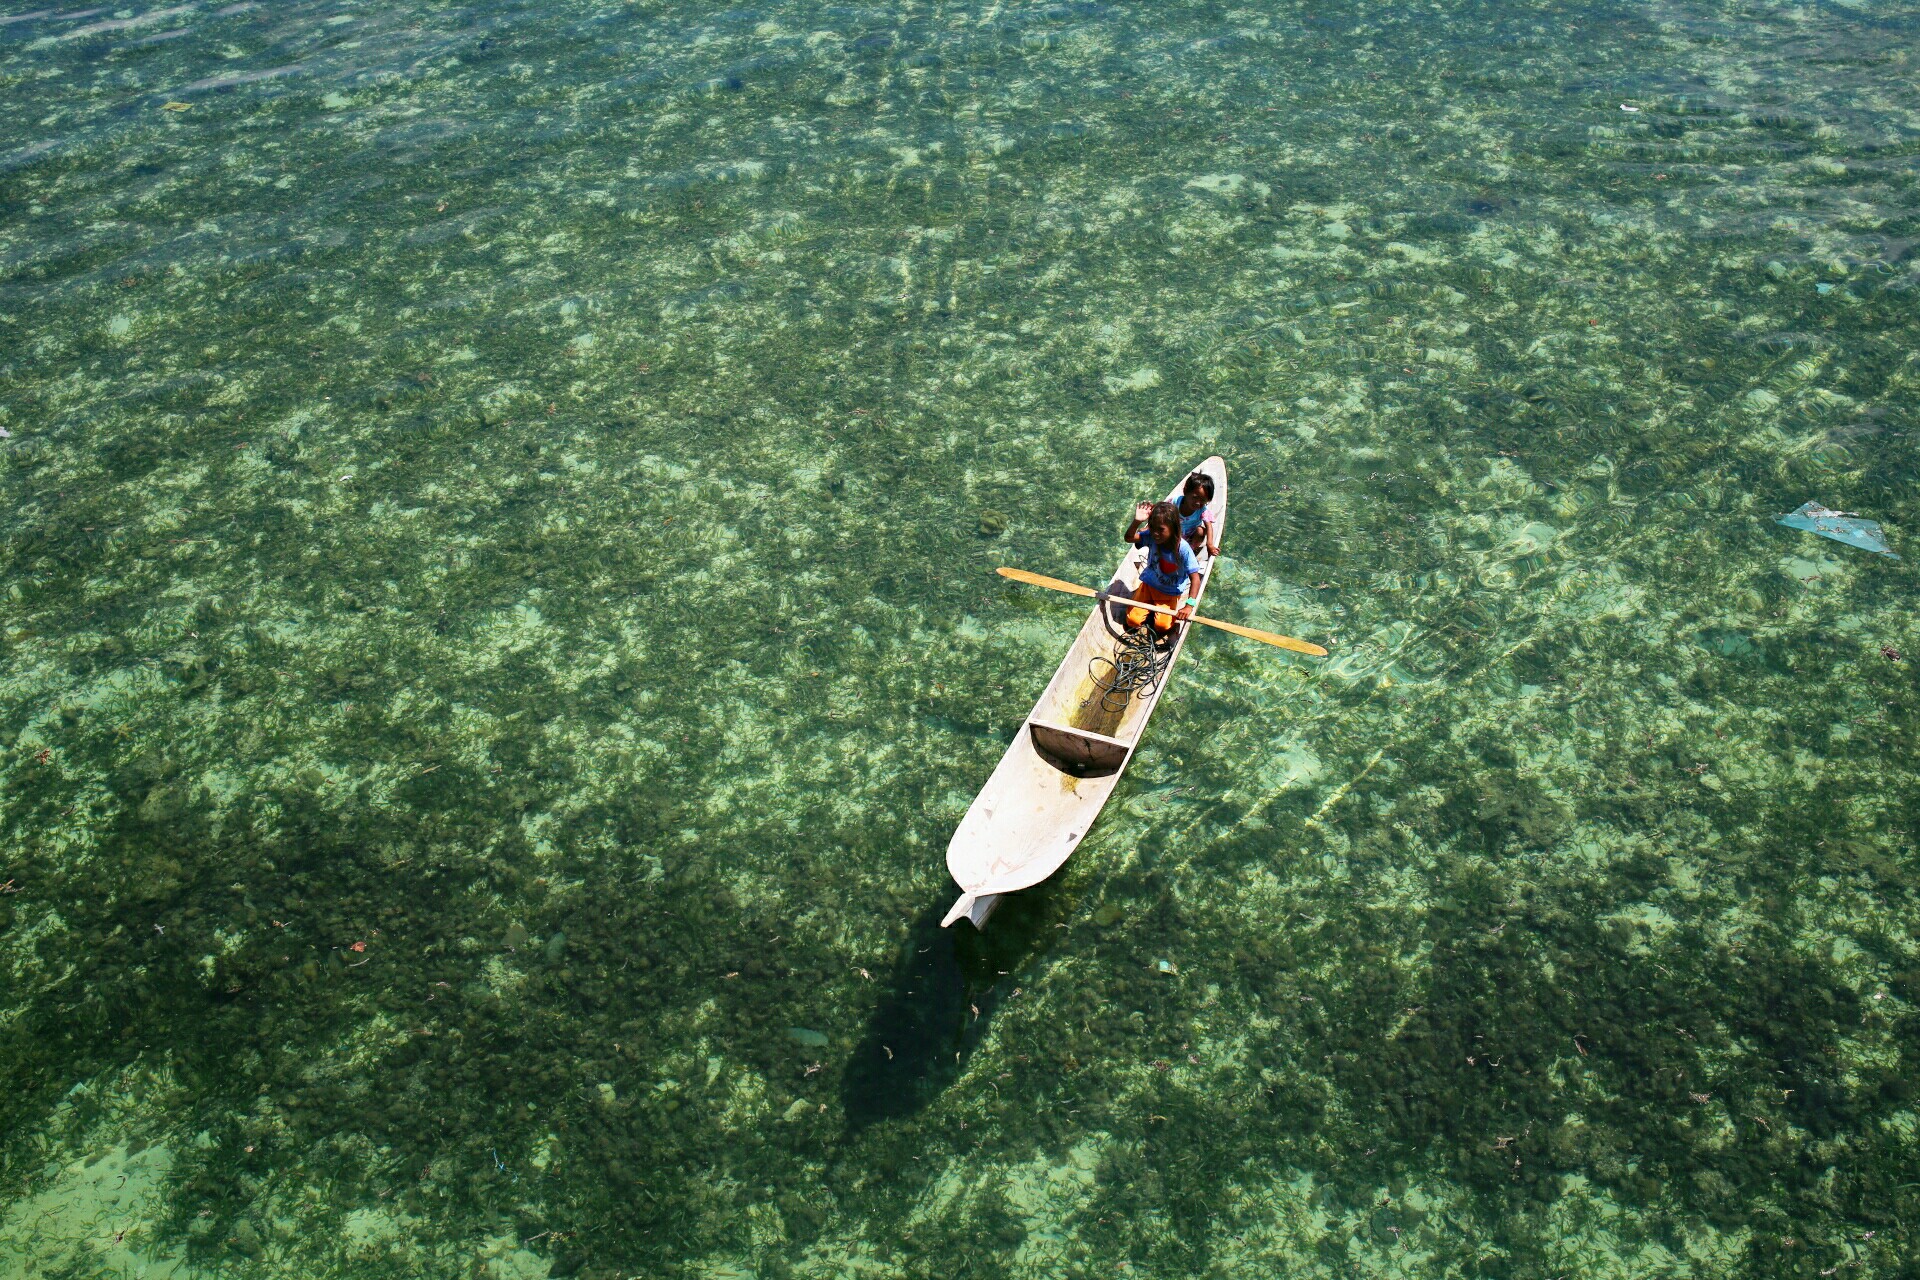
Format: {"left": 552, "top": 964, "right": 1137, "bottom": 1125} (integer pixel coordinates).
{"left": 1088, "top": 623, "right": 1175, "bottom": 714}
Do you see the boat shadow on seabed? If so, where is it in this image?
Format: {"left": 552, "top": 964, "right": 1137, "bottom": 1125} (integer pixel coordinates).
{"left": 841, "top": 885, "right": 1065, "bottom": 1131}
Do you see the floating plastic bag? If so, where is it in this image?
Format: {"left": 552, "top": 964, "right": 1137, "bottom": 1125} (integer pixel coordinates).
{"left": 1775, "top": 502, "right": 1900, "bottom": 559}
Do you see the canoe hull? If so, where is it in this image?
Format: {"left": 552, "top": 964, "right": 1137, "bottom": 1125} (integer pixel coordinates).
{"left": 944, "top": 457, "right": 1226, "bottom": 928}
{"left": 941, "top": 891, "right": 1002, "bottom": 930}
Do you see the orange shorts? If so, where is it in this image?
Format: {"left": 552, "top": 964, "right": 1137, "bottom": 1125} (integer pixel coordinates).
{"left": 1126, "top": 582, "right": 1183, "bottom": 633}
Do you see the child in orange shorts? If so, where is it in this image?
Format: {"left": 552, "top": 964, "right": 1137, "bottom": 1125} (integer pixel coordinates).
{"left": 1121, "top": 500, "right": 1201, "bottom": 633}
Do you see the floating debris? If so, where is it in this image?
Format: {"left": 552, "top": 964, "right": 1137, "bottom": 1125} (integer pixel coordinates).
{"left": 1775, "top": 502, "right": 1900, "bottom": 558}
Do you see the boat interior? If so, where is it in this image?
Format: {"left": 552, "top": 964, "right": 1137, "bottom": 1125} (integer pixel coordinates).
{"left": 1025, "top": 552, "right": 1213, "bottom": 778}
{"left": 1020, "top": 456, "right": 1225, "bottom": 779}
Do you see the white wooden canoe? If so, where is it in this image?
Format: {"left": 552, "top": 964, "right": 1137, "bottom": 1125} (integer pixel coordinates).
{"left": 943, "top": 457, "right": 1227, "bottom": 928}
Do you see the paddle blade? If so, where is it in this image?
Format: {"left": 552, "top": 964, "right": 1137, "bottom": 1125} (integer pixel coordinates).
{"left": 996, "top": 566, "right": 1100, "bottom": 598}
{"left": 1190, "top": 614, "right": 1329, "bottom": 657}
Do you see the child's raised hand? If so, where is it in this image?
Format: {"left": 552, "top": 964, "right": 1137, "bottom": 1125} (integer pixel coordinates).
{"left": 1132, "top": 500, "right": 1152, "bottom": 522}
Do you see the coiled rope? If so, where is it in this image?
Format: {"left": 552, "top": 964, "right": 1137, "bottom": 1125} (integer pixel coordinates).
{"left": 1088, "top": 607, "right": 1177, "bottom": 715}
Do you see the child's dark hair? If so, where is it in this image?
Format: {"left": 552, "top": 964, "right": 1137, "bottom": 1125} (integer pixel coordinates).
{"left": 1184, "top": 471, "right": 1215, "bottom": 503}
{"left": 1148, "top": 500, "right": 1181, "bottom": 543}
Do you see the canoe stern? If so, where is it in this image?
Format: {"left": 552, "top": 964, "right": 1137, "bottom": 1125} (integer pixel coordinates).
{"left": 940, "top": 891, "right": 1001, "bottom": 930}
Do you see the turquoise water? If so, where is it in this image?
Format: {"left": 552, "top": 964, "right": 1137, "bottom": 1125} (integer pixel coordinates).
{"left": 3, "top": 0, "right": 1918, "bottom": 1275}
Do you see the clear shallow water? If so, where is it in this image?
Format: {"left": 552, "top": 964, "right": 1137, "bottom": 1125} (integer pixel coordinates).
{"left": 2, "top": 0, "right": 1917, "bottom": 1275}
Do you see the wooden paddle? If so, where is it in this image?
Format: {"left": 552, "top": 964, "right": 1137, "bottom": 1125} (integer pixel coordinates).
{"left": 997, "top": 567, "right": 1330, "bottom": 657}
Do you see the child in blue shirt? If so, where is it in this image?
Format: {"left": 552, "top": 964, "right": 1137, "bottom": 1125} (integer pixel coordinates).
{"left": 1121, "top": 500, "right": 1201, "bottom": 633}
{"left": 1177, "top": 470, "right": 1219, "bottom": 557}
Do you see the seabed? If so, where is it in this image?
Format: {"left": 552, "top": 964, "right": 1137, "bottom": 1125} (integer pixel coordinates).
{"left": 2, "top": 0, "right": 1917, "bottom": 1277}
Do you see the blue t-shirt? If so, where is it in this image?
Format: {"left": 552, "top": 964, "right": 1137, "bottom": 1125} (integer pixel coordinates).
{"left": 1179, "top": 501, "right": 1211, "bottom": 540}
{"left": 1135, "top": 530, "right": 1202, "bottom": 596}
